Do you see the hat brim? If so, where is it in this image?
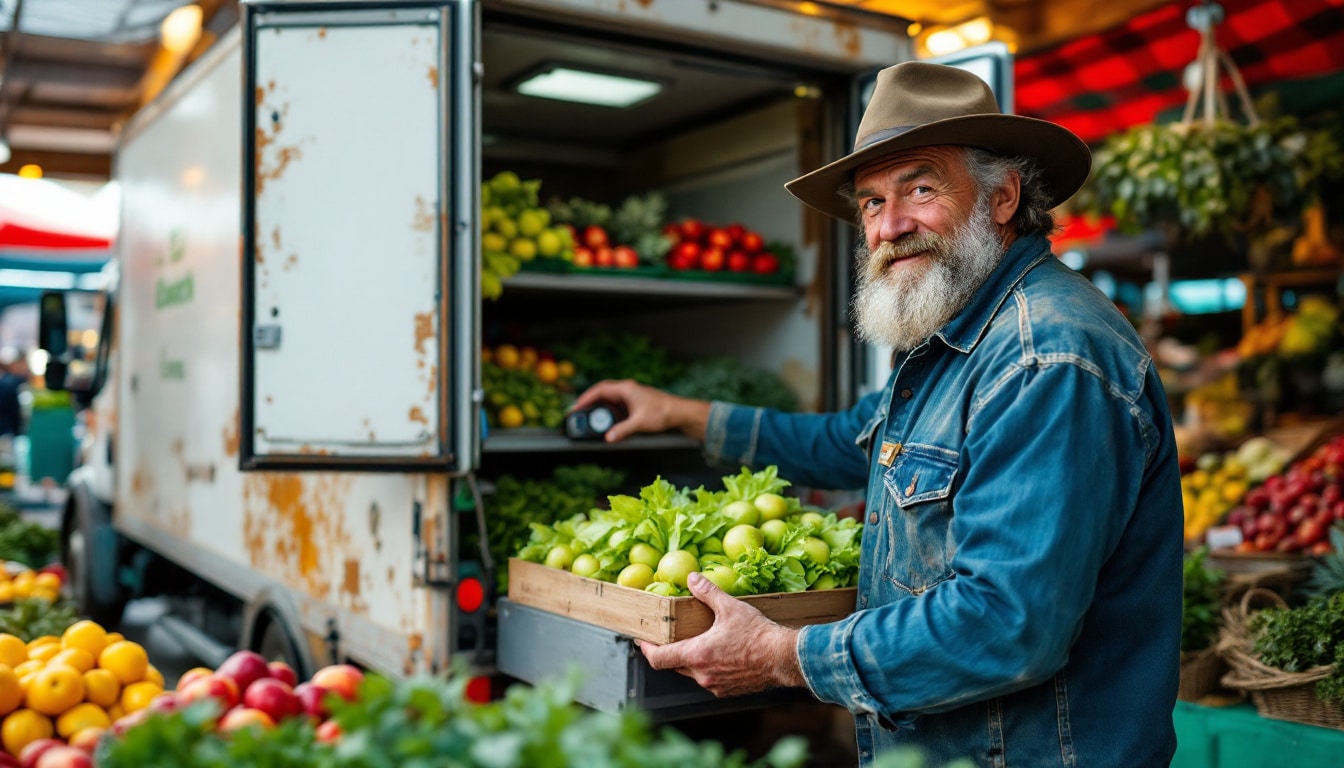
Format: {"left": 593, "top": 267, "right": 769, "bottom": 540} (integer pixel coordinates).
{"left": 785, "top": 113, "right": 1092, "bottom": 225}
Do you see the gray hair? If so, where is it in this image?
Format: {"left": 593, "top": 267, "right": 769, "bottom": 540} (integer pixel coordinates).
{"left": 836, "top": 148, "right": 1058, "bottom": 237}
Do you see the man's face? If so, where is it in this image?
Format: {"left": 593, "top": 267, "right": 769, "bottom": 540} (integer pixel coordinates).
{"left": 850, "top": 146, "right": 1006, "bottom": 352}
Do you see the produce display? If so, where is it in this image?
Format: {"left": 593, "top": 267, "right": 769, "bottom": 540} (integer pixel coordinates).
{"left": 667, "top": 357, "right": 798, "bottom": 413}
{"left": 1219, "top": 433, "right": 1344, "bottom": 555}
{"left": 0, "top": 600, "right": 80, "bottom": 644}
{"left": 1248, "top": 588, "right": 1344, "bottom": 703}
{"left": 97, "top": 673, "right": 811, "bottom": 768}
{"left": 468, "top": 465, "right": 628, "bottom": 592}
{"left": 1181, "top": 437, "right": 1290, "bottom": 542}
{"left": 517, "top": 467, "right": 862, "bottom": 596}
{"left": 481, "top": 344, "right": 576, "bottom": 430}
{"left": 1238, "top": 296, "right": 1339, "bottom": 358}
{"left": 481, "top": 172, "right": 576, "bottom": 299}
{"left": 0, "top": 567, "right": 66, "bottom": 608}
{"left": 0, "top": 507, "right": 60, "bottom": 573}
{"left": 548, "top": 193, "right": 672, "bottom": 270}
{"left": 663, "top": 219, "right": 785, "bottom": 277}
{"left": 0, "top": 619, "right": 164, "bottom": 759}
{"left": 1181, "top": 548, "right": 1225, "bottom": 653}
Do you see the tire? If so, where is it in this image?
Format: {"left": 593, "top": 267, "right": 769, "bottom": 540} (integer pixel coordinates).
{"left": 61, "top": 496, "right": 127, "bottom": 628}
{"left": 256, "top": 613, "right": 308, "bottom": 680}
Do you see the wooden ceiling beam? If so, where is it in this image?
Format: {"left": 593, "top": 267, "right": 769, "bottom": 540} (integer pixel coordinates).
{"left": 0, "top": 148, "right": 110, "bottom": 180}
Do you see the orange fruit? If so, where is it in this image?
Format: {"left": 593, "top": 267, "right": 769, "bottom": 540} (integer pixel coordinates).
{"left": 48, "top": 648, "right": 94, "bottom": 674}
{"left": 119, "top": 681, "right": 162, "bottom": 714}
{"left": 534, "top": 359, "right": 559, "bottom": 384}
{"left": 12, "top": 660, "right": 41, "bottom": 679}
{"left": 26, "top": 644, "right": 59, "bottom": 664}
{"left": 0, "top": 666, "right": 19, "bottom": 717}
{"left": 33, "top": 574, "right": 61, "bottom": 594}
{"left": 82, "top": 668, "right": 120, "bottom": 709}
{"left": 0, "top": 584, "right": 12, "bottom": 603}
{"left": 144, "top": 665, "right": 164, "bottom": 688}
{"left": 557, "top": 360, "right": 576, "bottom": 379}
{"left": 1, "top": 709, "right": 52, "bottom": 756}
{"left": 106, "top": 703, "right": 124, "bottom": 722}
{"left": 61, "top": 621, "right": 109, "bottom": 658}
{"left": 25, "top": 665, "right": 84, "bottom": 716}
{"left": 494, "top": 344, "right": 520, "bottom": 369}
{"left": 10, "top": 573, "right": 34, "bottom": 599}
{"left": 104, "top": 632, "right": 125, "bottom": 645}
{"left": 55, "top": 702, "right": 111, "bottom": 739}
{"left": 498, "top": 405, "right": 525, "bottom": 429}
{"left": 0, "top": 636, "right": 25, "bottom": 668}
{"left": 25, "top": 637, "right": 57, "bottom": 654}
{"left": 98, "top": 641, "right": 148, "bottom": 685}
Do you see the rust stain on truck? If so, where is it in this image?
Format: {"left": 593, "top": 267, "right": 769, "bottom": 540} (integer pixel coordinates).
{"left": 223, "top": 409, "right": 240, "bottom": 458}
{"left": 832, "top": 19, "right": 862, "bottom": 58}
{"left": 426, "top": 66, "right": 438, "bottom": 89}
{"left": 413, "top": 312, "right": 433, "bottom": 355}
{"left": 242, "top": 473, "right": 357, "bottom": 604}
{"left": 408, "top": 406, "right": 428, "bottom": 426}
{"left": 412, "top": 197, "right": 433, "bottom": 232}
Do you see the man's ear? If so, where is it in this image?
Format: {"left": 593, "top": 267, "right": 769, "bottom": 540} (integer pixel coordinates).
{"left": 991, "top": 170, "right": 1021, "bottom": 227}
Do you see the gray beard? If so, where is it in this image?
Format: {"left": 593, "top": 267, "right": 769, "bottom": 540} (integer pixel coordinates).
{"left": 851, "top": 198, "right": 1006, "bottom": 352}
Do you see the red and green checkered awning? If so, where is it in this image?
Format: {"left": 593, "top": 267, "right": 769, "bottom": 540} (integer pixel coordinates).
{"left": 1015, "top": 0, "right": 1344, "bottom": 145}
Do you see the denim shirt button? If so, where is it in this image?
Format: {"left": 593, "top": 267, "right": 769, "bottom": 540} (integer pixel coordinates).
{"left": 868, "top": 512, "right": 878, "bottom": 524}
{"left": 900, "top": 388, "right": 913, "bottom": 399}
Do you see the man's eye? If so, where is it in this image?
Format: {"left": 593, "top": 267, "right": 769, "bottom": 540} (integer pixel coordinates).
{"left": 862, "top": 198, "right": 882, "bottom": 212}
{"left": 911, "top": 185, "right": 933, "bottom": 196}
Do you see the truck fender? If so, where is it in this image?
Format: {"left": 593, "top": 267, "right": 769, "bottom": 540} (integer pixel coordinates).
{"left": 240, "top": 587, "right": 323, "bottom": 680}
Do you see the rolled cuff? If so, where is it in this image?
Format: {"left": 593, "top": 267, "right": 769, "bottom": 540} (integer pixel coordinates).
{"left": 798, "top": 616, "right": 917, "bottom": 729}
{"left": 703, "top": 401, "right": 763, "bottom": 468}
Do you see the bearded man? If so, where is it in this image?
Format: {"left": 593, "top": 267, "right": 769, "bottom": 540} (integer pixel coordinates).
{"left": 573, "top": 62, "right": 1182, "bottom": 768}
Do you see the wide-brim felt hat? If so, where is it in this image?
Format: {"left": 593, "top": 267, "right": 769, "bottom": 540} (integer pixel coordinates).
{"left": 786, "top": 61, "right": 1092, "bottom": 224}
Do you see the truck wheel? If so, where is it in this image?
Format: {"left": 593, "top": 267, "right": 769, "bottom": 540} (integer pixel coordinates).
{"left": 256, "top": 613, "right": 308, "bottom": 680}
{"left": 62, "top": 499, "right": 126, "bottom": 627}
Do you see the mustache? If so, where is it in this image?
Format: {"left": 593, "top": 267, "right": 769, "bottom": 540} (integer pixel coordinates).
{"left": 864, "top": 232, "right": 948, "bottom": 277}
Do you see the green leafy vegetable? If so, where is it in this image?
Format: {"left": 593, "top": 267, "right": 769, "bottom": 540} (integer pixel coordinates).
{"left": 0, "top": 598, "right": 82, "bottom": 641}
{"left": 1181, "top": 547, "right": 1225, "bottom": 653}
{"left": 668, "top": 358, "right": 798, "bottom": 412}
{"left": 1250, "top": 590, "right": 1344, "bottom": 702}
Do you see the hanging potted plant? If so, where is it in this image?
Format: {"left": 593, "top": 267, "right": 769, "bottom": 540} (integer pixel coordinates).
{"left": 1085, "top": 3, "right": 1344, "bottom": 253}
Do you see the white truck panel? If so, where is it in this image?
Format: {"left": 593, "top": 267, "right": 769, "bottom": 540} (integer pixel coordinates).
{"left": 113, "top": 31, "right": 453, "bottom": 675}
{"left": 251, "top": 22, "right": 443, "bottom": 456}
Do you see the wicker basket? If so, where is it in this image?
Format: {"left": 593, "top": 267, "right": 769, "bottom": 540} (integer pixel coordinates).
{"left": 1179, "top": 646, "right": 1230, "bottom": 703}
{"left": 1217, "top": 588, "right": 1344, "bottom": 730}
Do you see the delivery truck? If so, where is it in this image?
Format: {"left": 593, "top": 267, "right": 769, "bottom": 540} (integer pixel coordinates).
{"left": 36, "top": 0, "right": 934, "bottom": 717}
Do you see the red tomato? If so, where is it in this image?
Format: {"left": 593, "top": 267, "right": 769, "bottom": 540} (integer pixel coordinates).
{"left": 751, "top": 252, "right": 780, "bottom": 275}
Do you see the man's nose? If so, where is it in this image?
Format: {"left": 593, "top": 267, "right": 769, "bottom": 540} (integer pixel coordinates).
{"left": 872, "top": 202, "right": 917, "bottom": 245}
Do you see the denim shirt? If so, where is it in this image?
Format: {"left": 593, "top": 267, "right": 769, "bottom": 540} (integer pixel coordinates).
{"left": 703, "top": 234, "right": 1183, "bottom": 767}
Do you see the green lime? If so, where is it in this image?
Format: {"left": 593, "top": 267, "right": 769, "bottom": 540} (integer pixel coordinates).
{"left": 536, "top": 230, "right": 562, "bottom": 257}
{"left": 510, "top": 238, "right": 537, "bottom": 261}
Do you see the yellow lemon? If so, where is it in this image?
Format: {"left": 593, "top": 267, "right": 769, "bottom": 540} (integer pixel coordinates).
{"left": 26, "top": 644, "right": 60, "bottom": 664}
{"left": 61, "top": 621, "right": 109, "bottom": 658}
{"left": 24, "top": 665, "right": 84, "bottom": 717}
{"left": 1, "top": 708, "right": 53, "bottom": 756}
{"left": 0, "top": 666, "right": 20, "bottom": 717}
{"left": 55, "top": 702, "right": 111, "bottom": 739}
{"left": 0, "top": 635, "right": 26, "bottom": 668}
{"left": 97, "top": 641, "right": 149, "bottom": 685}
{"left": 48, "top": 648, "right": 94, "bottom": 674}
{"left": 119, "top": 681, "right": 163, "bottom": 714}
{"left": 82, "top": 668, "right": 120, "bottom": 709}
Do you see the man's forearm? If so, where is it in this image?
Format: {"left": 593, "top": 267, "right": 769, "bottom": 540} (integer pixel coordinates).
{"left": 670, "top": 396, "right": 712, "bottom": 442}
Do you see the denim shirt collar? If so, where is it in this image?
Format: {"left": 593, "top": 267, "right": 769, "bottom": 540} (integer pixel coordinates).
{"left": 933, "top": 232, "right": 1053, "bottom": 354}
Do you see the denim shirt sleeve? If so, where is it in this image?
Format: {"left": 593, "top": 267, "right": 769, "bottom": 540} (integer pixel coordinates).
{"left": 797, "top": 360, "right": 1157, "bottom": 719}
{"left": 702, "top": 388, "right": 886, "bottom": 491}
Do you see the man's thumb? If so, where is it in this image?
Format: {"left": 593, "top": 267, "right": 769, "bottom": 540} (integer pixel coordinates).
{"left": 687, "top": 571, "right": 732, "bottom": 609}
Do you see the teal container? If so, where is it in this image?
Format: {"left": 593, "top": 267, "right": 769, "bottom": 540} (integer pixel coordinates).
{"left": 27, "top": 404, "right": 76, "bottom": 485}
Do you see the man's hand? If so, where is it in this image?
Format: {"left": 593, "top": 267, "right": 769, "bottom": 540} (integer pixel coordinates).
{"left": 570, "top": 379, "right": 710, "bottom": 443}
{"left": 638, "top": 572, "right": 805, "bottom": 698}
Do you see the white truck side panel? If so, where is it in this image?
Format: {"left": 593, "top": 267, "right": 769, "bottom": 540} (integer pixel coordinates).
{"left": 114, "top": 32, "right": 452, "bottom": 675}
{"left": 252, "top": 22, "right": 442, "bottom": 456}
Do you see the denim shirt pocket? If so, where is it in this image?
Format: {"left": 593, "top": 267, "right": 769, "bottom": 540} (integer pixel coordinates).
{"left": 880, "top": 444, "right": 959, "bottom": 595}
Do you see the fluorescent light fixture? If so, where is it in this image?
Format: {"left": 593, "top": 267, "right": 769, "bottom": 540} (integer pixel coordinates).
{"left": 515, "top": 67, "right": 662, "bottom": 108}
{"left": 0, "top": 269, "right": 78, "bottom": 290}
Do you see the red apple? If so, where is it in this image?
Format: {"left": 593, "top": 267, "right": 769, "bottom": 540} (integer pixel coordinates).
{"left": 111, "top": 709, "right": 150, "bottom": 737}
{"left": 751, "top": 252, "right": 780, "bottom": 275}
{"left": 309, "top": 664, "right": 364, "bottom": 703}
{"left": 179, "top": 674, "right": 241, "bottom": 711}
{"left": 216, "top": 651, "right": 271, "bottom": 695}
{"left": 706, "top": 228, "right": 734, "bottom": 250}
{"left": 0, "top": 756, "right": 17, "bottom": 768}
{"left": 669, "top": 241, "right": 700, "bottom": 270}
{"left": 571, "top": 246, "right": 594, "bottom": 268}
{"left": 739, "top": 231, "right": 764, "bottom": 253}
{"left": 612, "top": 245, "right": 639, "bottom": 269}
{"left": 34, "top": 747, "right": 91, "bottom": 768}
{"left": 19, "top": 739, "right": 63, "bottom": 768}
{"left": 594, "top": 247, "right": 614, "bottom": 268}
{"left": 244, "top": 678, "right": 303, "bottom": 723}
{"left": 726, "top": 250, "right": 751, "bottom": 272}
{"left": 582, "top": 225, "right": 609, "bottom": 250}
{"left": 218, "top": 707, "right": 276, "bottom": 733}
{"left": 679, "top": 219, "right": 705, "bottom": 243}
{"left": 147, "top": 693, "right": 180, "bottom": 713}
{"left": 176, "top": 666, "right": 214, "bottom": 693}
{"left": 267, "top": 661, "right": 298, "bottom": 688}
{"left": 294, "top": 682, "right": 333, "bottom": 720}
{"left": 724, "top": 223, "right": 746, "bottom": 242}
{"left": 66, "top": 726, "right": 106, "bottom": 754}
{"left": 699, "top": 247, "right": 725, "bottom": 272}
{"left": 315, "top": 719, "right": 342, "bottom": 744}
{"left": 661, "top": 222, "right": 682, "bottom": 241}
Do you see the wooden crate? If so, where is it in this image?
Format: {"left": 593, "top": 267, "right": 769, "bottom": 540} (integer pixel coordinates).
{"left": 506, "top": 558, "right": 857, "bottom": 644}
